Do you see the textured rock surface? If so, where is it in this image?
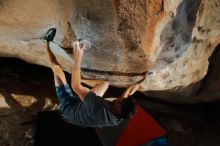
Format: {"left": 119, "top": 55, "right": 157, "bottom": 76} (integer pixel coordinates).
{"left": 0, "top": 0, "right": 219, "bottom": 102}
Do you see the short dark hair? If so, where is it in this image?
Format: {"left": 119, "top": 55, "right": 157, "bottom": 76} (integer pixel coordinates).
{"left": 120, "top": 96, "right": 136, "bottom": 119}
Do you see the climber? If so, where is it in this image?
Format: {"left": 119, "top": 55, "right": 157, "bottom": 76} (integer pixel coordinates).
{"left": 43, "top": 28, "right": 146, "bottom": 127}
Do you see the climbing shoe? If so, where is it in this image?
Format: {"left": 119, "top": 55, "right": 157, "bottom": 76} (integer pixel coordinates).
{"left": 44, "top": 28, "right": 56, "bottom": 42}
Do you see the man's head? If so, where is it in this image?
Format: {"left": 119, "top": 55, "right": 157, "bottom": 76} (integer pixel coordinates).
{"left": 111, "top": 96, "right": 136, "bottom": 119}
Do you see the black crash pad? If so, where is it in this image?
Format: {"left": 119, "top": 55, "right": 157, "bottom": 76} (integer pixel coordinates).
{"left": 34, "top": 111, "right": 103, "bottom": 146}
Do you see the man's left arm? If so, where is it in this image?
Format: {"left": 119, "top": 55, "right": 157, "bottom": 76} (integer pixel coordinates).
{"left": 71, "top": 41, "right": 90, "bottom": 102}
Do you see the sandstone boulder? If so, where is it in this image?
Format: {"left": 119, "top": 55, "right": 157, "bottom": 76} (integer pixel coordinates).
{"left": 0, "top": 0, "right": 219, "bottom": 102}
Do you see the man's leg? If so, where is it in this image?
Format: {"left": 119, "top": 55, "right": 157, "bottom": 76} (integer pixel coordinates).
{"left": 45, "top": 42, "right": 67, "bottom": 86}
{"left": 45, "top": 42, "right": 73, "bottom": 111}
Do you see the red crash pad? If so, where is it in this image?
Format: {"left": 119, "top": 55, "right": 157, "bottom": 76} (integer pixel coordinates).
{"left": 116, "top": 105, "right": 167, "bottom": 146}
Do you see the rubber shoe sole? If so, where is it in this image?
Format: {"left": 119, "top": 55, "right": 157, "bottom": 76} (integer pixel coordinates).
{"left": 44, "top": 28, "right": 56, "bottom": 42}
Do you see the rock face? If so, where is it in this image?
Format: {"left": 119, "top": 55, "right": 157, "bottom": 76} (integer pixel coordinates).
{"left": 0, "top": 0, "right": 219, "bottom": 102}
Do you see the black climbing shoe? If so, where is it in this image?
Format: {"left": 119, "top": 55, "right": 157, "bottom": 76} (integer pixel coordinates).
{"left": 44, "top": 28, "right": 56, "bottom": 42}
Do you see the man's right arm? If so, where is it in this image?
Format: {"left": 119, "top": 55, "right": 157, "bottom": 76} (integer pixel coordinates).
{"left": 121, "top": 72, "right": 147, "bottom": 98}
{"left": 121, "top": 83, "right": 140, "bottom": 98}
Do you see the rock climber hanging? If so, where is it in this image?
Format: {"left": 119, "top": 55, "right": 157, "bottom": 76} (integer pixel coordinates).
{"left": 43, "top": 28, "right": 147, "bottom": 127}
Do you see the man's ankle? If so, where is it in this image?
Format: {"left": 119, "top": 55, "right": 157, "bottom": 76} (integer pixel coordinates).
{"left": 45, "top": 42, "right": 49, "bottom": 48}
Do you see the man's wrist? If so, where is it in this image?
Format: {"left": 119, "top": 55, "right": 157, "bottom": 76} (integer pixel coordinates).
{"left": 74, "top": 59, "right": 82, "bottom": 65}
{"left": 73, "top": 61, "right": 81, "bottom": 68}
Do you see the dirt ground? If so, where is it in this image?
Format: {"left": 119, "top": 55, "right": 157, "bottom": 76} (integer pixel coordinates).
{"left": 0, "top": 58, "right": 220, "bottom": 146}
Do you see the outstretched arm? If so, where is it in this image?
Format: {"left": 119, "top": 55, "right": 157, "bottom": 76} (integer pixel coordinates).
{"left": 121, "top": 83, "right": 140, "bottom": 98}
{"left": 71, "top": 41, "right": 90, "bottom": 101}
{"left": 121, "top": 71, "right": 147, "bottom": 98}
